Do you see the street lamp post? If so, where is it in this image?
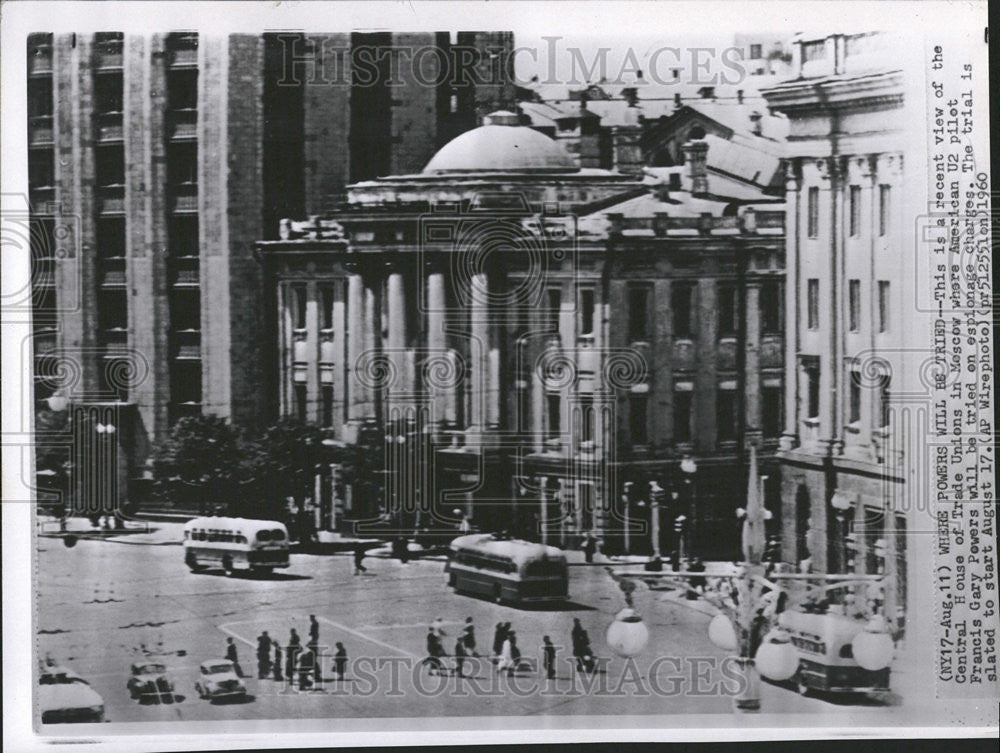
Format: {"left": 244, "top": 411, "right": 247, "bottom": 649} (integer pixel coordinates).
{"left": 605, "top": 444, "right": 895, "bottom": 712}
{"left": 680, "top": 456, "right": 698, "bottom": 559}
{"left": 649, "top": 481, "right": 664, "bottom": 559}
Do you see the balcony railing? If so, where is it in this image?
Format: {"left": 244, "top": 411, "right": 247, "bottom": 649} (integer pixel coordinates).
{"left": 167, "top": 108, "right": 198, "bottom": 141}
{"left": 99, "top": 257, "right": 127, "bottom": 288}
{"left": 28, "top": 115, "right": 54, "bottom": 146}
{"left": 95, "top": 111, "right": 124, "bottom": 143}
{"left": 93, "top": 38, "right": 124, "bottom": 70}
{"left": 169, "top": 256, "right": 200, "bottom": 287}
{"left": 169, "top": 183, "right": 199, "bottom": 214}
{"left": 100, "top": 328, "right": 130, "bottom": 354}
{"left": 97, "top": 184, "right": 126, "bottom": 215}
{"left": 28, "top": 46, "right": 53, "bottom": 76}
{"left": 172, "top": 329, "right": 202, "bottom": 360}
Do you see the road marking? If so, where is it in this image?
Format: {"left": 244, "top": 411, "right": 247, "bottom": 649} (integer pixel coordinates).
{"left": 354, "top": 620, "right": 463, "bottom": 632}
{"left": 316, "top": 616, "right": 420, "bottom": 659}
{"left": 219, "top": 617, "right": 420, "bottom": 659}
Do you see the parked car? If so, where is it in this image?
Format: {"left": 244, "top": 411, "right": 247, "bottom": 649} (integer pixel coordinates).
{"left": 126, "top": 662, "right": 175, "bottom": 703}
{"left": 194, "top": 660, "right": 247, "bottom": 702}
{"left": 38, "top": 665, "right": 105, "bottom": 724}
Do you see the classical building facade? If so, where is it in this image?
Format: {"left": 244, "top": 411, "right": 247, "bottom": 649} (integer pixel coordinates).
{"left": 762, "top": 31, "right": 921, "bottom": 633}
{"left": 26, "top": 31, "right": 514, "bottom": 502}
{"left": 259, "top": 112, "right": 785, "bottom": 559}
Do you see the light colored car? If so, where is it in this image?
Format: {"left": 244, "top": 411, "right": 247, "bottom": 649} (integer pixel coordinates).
{"left": 38, "top": 665, "right": 105, "bottom": 724}
{"left": 194, "top": 660, "right": 247, "bottom": 701}
{"left": 126, "top": 662, "right": 175, "bottom": 703}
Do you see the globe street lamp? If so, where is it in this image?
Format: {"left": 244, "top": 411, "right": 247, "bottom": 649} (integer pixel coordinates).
{"left": 679, "top": 456, "right": 698, "bottom": 558}
{"left": 607, "top": 444, "right": 895, "bottom": 712}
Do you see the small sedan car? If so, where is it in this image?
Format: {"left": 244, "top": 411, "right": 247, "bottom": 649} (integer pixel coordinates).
{"left": 39, "top": 665, "right": 105, "bottom": 724}
{"left": 126, "top": 662, "right": 175, "bottom": 703}
{"left": 194, "top": 660, "right": 247, "bottom": 702}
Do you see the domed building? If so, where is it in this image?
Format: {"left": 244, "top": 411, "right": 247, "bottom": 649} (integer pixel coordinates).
{"left": 258, "top": 111, "right": 786, "bottom": 560}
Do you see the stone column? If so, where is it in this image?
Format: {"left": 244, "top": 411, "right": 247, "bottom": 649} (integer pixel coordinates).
{"left": 426, "top": 261, "right": 448, "bottom": 434}
{"left": 468, "top": 271, "right": 489, "bottom": 438}
{"left": 818, "top": 157, "right": 840, "bottom": 454}
{"left": 363, "top": 270, "right": 379, "bottom": 422}
{"left": 386, "top": 262, "right": 406, "bottom": 408}
{"left": 347, "top": 271, "right": 366, "bottom": 422}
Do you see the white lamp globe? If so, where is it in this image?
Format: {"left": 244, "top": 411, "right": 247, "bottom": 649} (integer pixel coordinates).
{"left": 708, "top": 613, "right": 738, "bottom": 651}
{"left": 755, "top": 629, "right": 799, "bottom": 682}
{"left": 606, "top": 607, "right": 649, "bottom": 658}
{"left": 852, "top": 615, "right": 895, "bottom": 671}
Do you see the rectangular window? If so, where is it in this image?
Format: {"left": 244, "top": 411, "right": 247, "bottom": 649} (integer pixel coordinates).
{"left": 717, "top": 388, "right": 736, "bottom": 443}
{"left": 674, "top": 388, "right": 692, "bottom": 443}
{"left": 28, "top": 78, "right": 53, "bottom": 118}
{"left": 167, "top": 142, "right": 198, "bottom": 186}
{"left": 717, "top": 282, "right": 736, "bottom": 336}
{"left": 168, "top": 216, "right": 199, "bottom": 257}
{"left": 879, "top": 375, "right": 891, "bottom": 428}
{"left": 627, "top": 286, "right": 649, "bottom": 342}
{"left": 849, "top": 185, "right": 861, "bottom": 237}
{"left": 95, "top": 146, "right": 125, "bottom": 186}
{"left": 762, "top": 384, "right": 782, "bottom": 437}
{"left": 848, "top": 368, "right": 861, "bottom": 424}
{"left": 672, "top": 282, "right": 694, "bottom": 337}
{"left": 96, "top": 218, "right": 126, "bottom": 259}
{"left": 848, "top": 279, "right": 860, "bottom": 332}
{"left": 321, "top": 286, "right": 334, "bottom": 330}
{"left": 167, "top": 69, "right": 198, "bottom": 111}
{"left": 807, "top": 186, "right": 819, "bottom": 238}
{"left": 749, "top": 44, "right": 763, "bottom": 59}
{"left": 321, "top": 385, "right": 334, "bottom": 427}
{"left": 879, "top": 185, "right": 890, "bottom": 236}
{"left": 804, "top": 359, "right": 820, "bottom": 419}
{"left": 579, "top": 288, "right": 595, "bottom": 337}
{"left": 94, "top": 73, "right": 124, "bottom": 114}
{"left": 546, "top": 393, "right": 561, "bottom": 440}
{"left": 292, "top": 284, "right": 307, "bottom": 330}
{"left": 760, "top": 281, "right": 781, "bottom": 333}
{"left": 547, "top": 288, "right": 561, "bottom": 332}
{"left": 630, "top": 394, "right": 648, "bottom": 446}
{"left": 294, "top": 383, "right": 307, "bottom": 421}
{"left": 807, "top": 279, "right": 819, "bottom": 330}
{"left": 877, "top": 281, "right": 889, "bottom": 332}
{"left": 28, "top": 150, "right": 55, "bottom": 189}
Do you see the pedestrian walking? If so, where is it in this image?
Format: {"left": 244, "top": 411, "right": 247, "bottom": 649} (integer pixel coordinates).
{"left": 492, "top": 622, "right": 506, "bottom": 658}
{"left": 333, "top": 643, "right": 347, "bottom": 682}
{"left": 431, "top": 616, "right": 447, "bottom": 638}
{"left": 454, "top": 635, "right": 467, "bottom": 678}
{"left": 286, "top": 628, "right": 301, "bottom": 679}
{"left": 225, "top": 637, "right": 244, "bottom": 678}
{"left": 273, "top": 643, "right": 283, "bottom": 681}
{"left": 353, "top": 544, "right": 368, "bottom": 574}
{"left": 571, "top": 618, "right": 586, "bottom": 671}
{"left": 582, "top": 532, "right": 597, "bottom": 563}
{"left": 309, "top": 615, "right": 320, "bottom": 646}
{"left": 462, "top": 617, "right": 477, "bottom": 656}
{"left": 426, "top": 627, "right": 446, "bottom": 675}
{"left": 497, "top": 633, "right": 514, "bottom": 674}
{"left": 509, "top": 631, "right": 521, "bottom": 666}
{"left": 256, "top": 631, "right": 272, "bottom": 679}
{"left": 542, "top": 636, "right": 556, "bottom": 680}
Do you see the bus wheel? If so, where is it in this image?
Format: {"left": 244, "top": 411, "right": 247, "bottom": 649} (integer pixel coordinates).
{"left": 185, "top": 551, "right": 203, "bottom": 572}
{"left": 222, "top": 555, "right": 235, "bottom": 576}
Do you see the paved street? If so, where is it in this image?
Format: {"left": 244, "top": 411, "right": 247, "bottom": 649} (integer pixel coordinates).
{"left": 37, "top": 532, "right": 857, "bottom": 724}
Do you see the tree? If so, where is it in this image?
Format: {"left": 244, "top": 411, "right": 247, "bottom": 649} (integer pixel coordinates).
{"left": 152, "top": 415, "right": 243, "bottom": 515}
{"left": 241, "top": 417, "right": 327, "bottom": 539}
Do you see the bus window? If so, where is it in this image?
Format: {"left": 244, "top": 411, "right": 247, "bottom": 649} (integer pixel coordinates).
{"left": 256, "top": 530, "right": 272, "bottom": 543}
{"left": 270, "top": 529, "right": 286, "bottom": 541}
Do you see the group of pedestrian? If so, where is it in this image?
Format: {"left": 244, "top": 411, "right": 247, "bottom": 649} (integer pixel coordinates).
{"left": 243, "top": 615, "right": 348, "bottom": 689}
{"left": 492, "top": 621, "right": 523, "bottom": 674}
{"left": 426, "top": 616, "right": 479, "bottom": 677}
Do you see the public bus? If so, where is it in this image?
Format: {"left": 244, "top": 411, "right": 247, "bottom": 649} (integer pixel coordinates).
{"left": 183, "top": 516, "right": 290, "bottom": 576}
{"left": 446, "top": 534, "right": 568, "bottom": 604}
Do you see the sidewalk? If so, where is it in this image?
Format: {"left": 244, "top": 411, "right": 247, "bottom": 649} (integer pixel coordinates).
{"left": 37, "top": 516, "right": 186, "bottom": 545}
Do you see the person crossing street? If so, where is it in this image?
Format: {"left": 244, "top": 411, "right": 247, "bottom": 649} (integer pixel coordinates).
{"left": 256, "top": 631, "right": 272, "bottom": 679}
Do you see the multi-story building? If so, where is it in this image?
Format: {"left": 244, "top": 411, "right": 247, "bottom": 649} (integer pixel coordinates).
{"left": 258, "top": 111, "right": 785, "bottom": 559}
{"left": 26, "top": 31, "right": 514, "bottom": 503}
{"left": 761, "top": 31, "right": 921, "bottom": 634}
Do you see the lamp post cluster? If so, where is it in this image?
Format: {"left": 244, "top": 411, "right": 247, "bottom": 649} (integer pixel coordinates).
{"left": 605, "top": 445, "right": 895, "bottom": 712}
{"left": 620, "top": 456, "right": 699, "bottom": 564}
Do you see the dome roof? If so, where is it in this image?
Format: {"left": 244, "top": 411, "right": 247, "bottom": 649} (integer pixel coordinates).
{"left": 423, "top": 112, "right": 578, "bottom": 174}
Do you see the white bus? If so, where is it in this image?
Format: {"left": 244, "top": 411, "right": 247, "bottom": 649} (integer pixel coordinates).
{"left": 183, "top": 516, "right": 290, "bottom": 576}
{"left": 446, "top": 534, "right": 568, "bottom": 604}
